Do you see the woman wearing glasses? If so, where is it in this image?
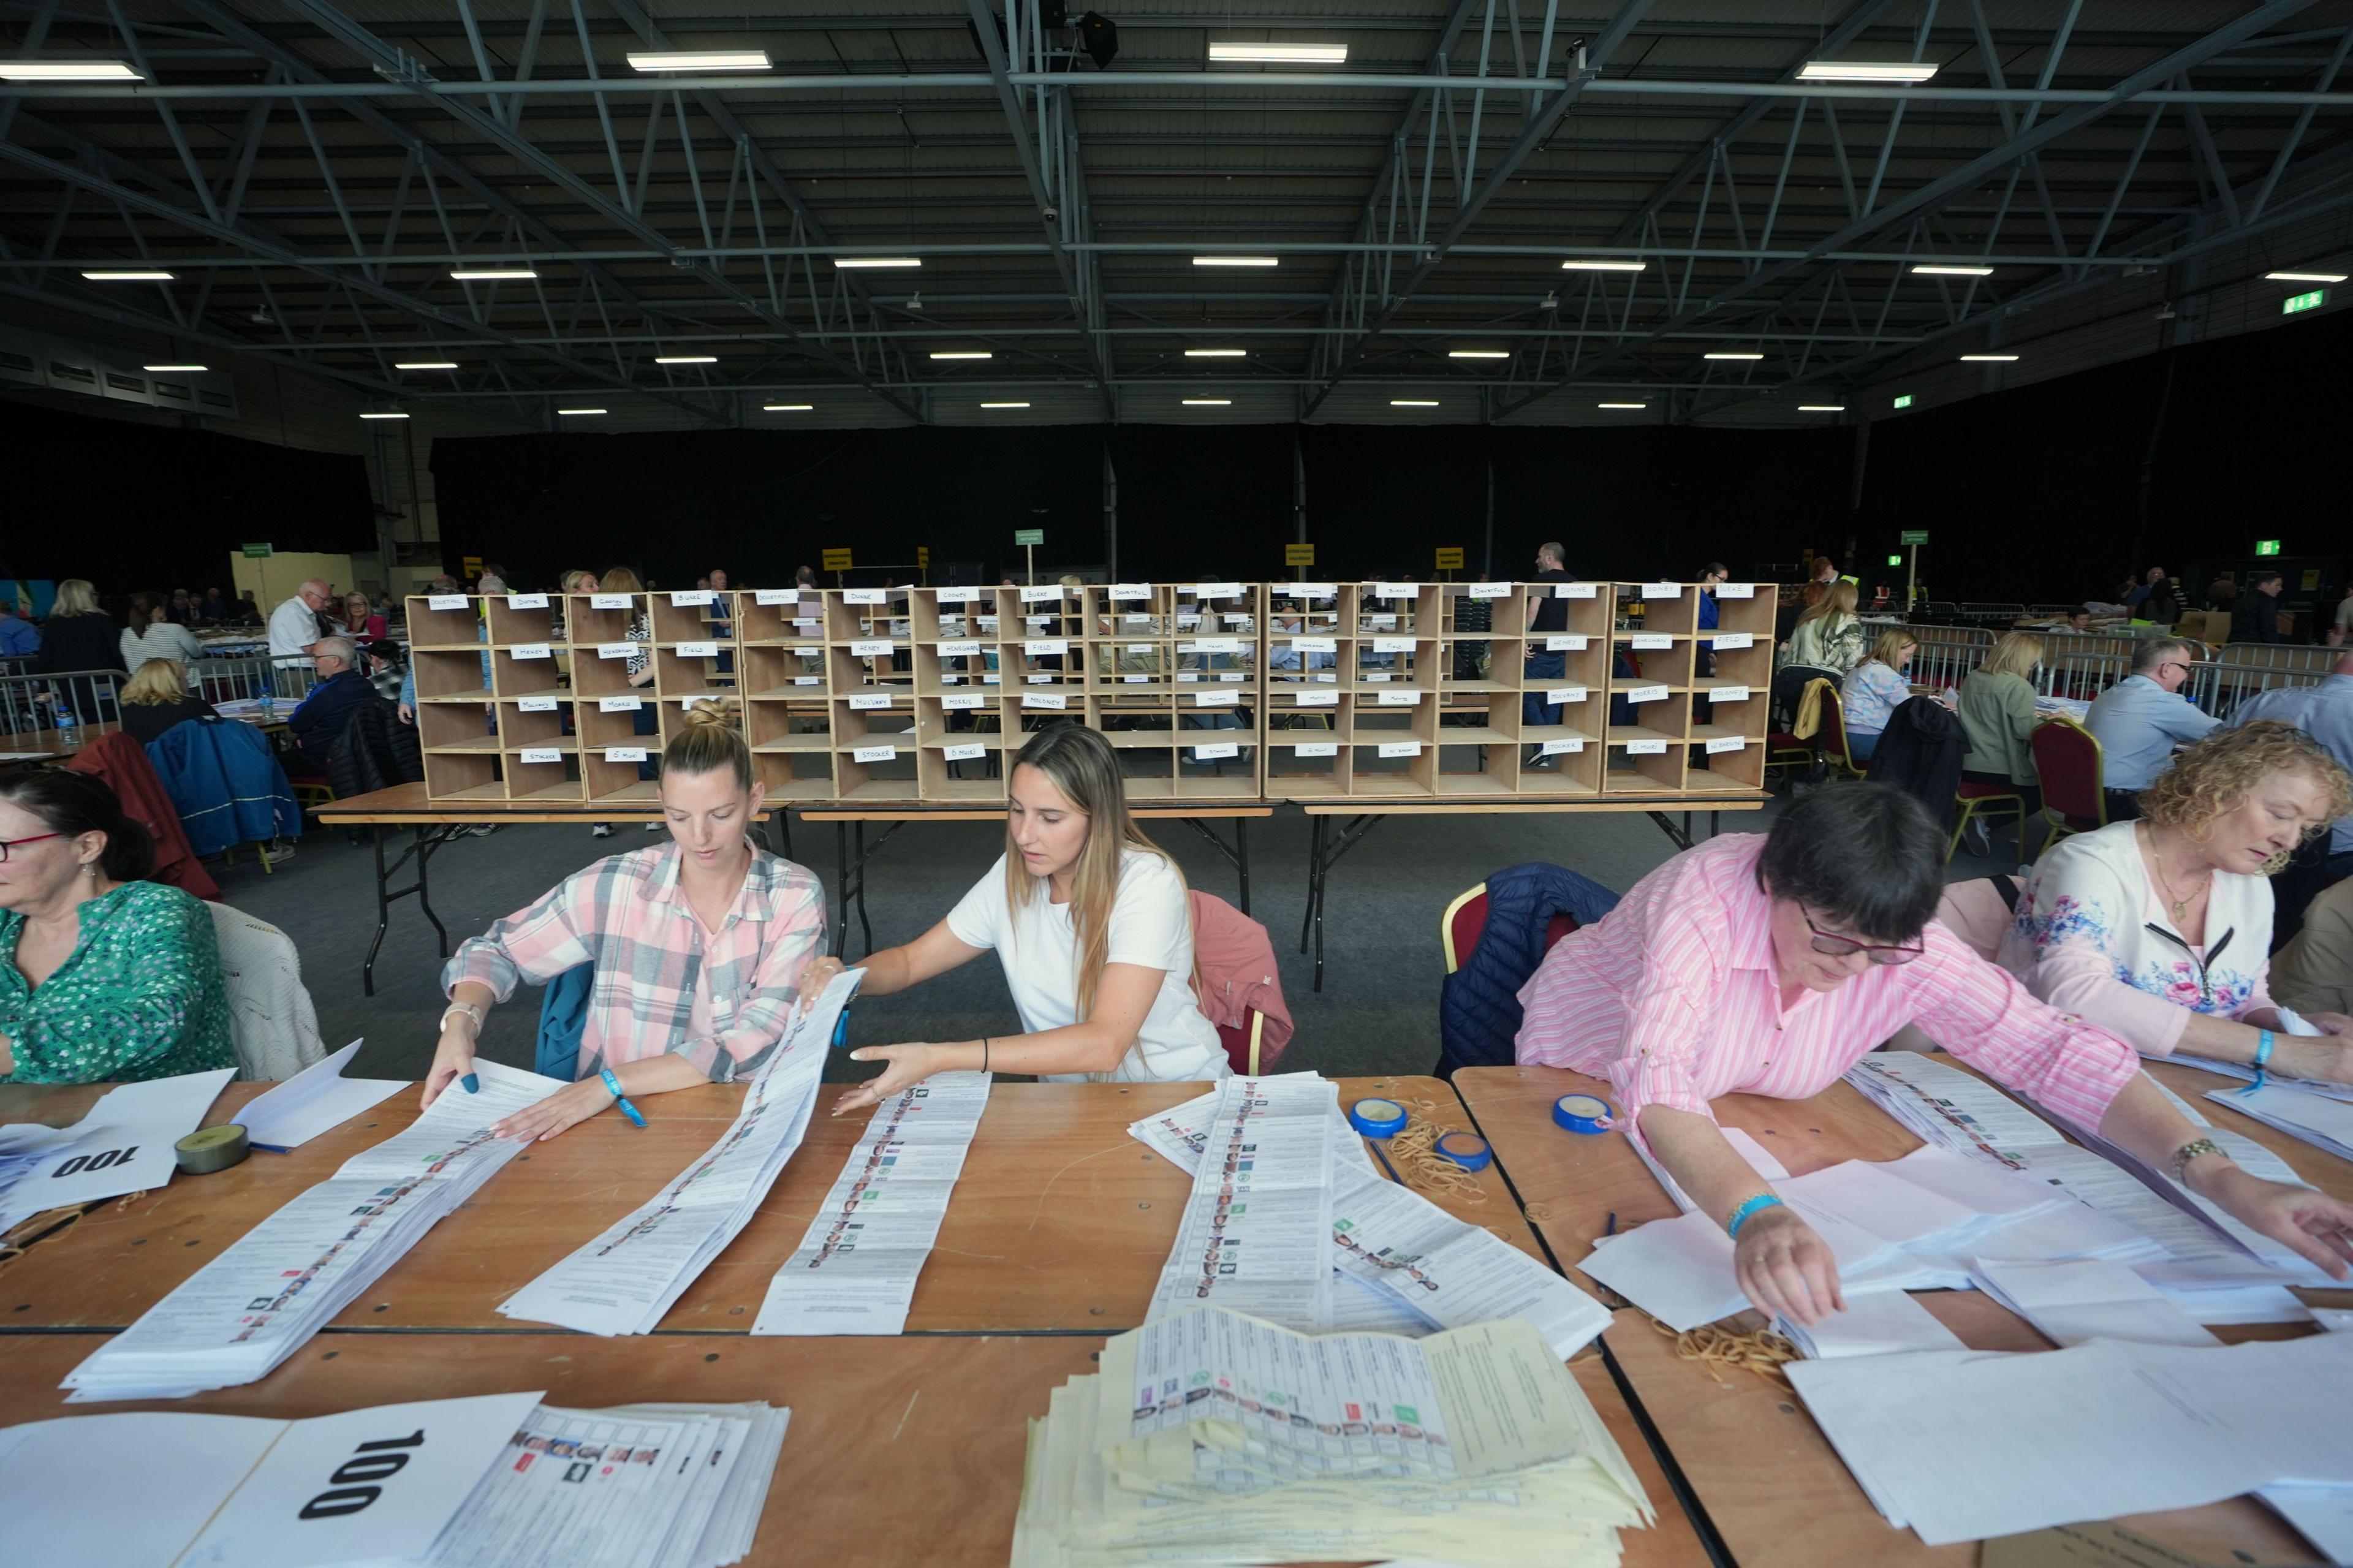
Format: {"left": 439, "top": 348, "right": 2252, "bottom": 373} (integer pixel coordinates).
{"left": 1998, "top": 722, "right": 2353, "bottom": 1085}
{"left": 1514, "top": 782, "right": 2353, "bottom": 1328}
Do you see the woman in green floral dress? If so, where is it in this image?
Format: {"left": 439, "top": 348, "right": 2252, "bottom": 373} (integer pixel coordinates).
{"left": 0, "top": 771, "right": 233, "bottom": 1083}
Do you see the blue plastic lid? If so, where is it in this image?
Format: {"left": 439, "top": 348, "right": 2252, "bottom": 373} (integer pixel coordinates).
{"left": 1552, "top": 1093, "right": 1612, "bottom": 1135}
{"left": 831, "top": 1007, "right": 852, "bottom": 1050}
{"left": 1433, "top": 1131, "right": 1492, "bottom": 1172}
{"left": 1347, "top": 1097, "right": 1409, "bottom": 1139}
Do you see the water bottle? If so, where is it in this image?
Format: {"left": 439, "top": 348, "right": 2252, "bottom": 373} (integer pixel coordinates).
{"left": 55, "top": 704, "right": 78, "bottom": 750}
{"left": 260, "top": 692, "right": 275, "bottom": 722}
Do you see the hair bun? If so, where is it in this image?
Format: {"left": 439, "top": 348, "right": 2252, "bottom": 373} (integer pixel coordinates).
{"left": 683, "top": 697, "right": 741, "bottom": 728}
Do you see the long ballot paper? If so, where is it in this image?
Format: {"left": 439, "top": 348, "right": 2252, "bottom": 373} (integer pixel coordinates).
{"left": 752, "top": 1069, "right": 990, "bottom": 1335}
{"left": 501, "top": 968, "right": 860, "bottom": 1335}
{"left": 0, "top": 1066, "right": 233, "bottom": 1231}
{"left": 1145, "top": 1075, "right": 1337, "bottom": 1333}
{"left": 1012, "top": 1306, "right": 1653, "bottom": 1568}
{"left": 2208, "top": 1079, "right": 2353, "bottom": 1164}
{"left": 63, "top": 1060, "right": 565, "bottom": 1401}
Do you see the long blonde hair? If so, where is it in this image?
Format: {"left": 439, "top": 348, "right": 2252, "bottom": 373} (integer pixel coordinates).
{"left": 599, "top": 566, "right": 645, "bottom": 593}
{"left": 1980, "top": 631, "right": 2043, "bottom": 680}
{"left": 121, "top": 658, "right": 190, "bottom": 705}
{"left": 51, "top": 578, "right": 102, "bottom": 618}
{"left": 1794, "top": 578, "right": 1858, "bottom": 629}
{"left": 1004, "top": 724, "right": 1182, "bottom": 1021}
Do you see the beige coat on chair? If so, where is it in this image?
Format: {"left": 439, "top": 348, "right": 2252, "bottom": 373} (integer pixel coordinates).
{"left": 205, "top": 903, "right": 329, "bottom": 1080}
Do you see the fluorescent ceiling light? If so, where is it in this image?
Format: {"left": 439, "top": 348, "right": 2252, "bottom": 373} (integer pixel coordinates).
{"left": 1959, "top": 353, "right": 2019, "bottom": 362}
{"left": 929, "top": 350, "right": 993, "bottom": 360}
{"left": 627, "top": 50, "right": 770, "bottom": 72}
{"left": 1184, "top": 348, "right": 1246, "bottom": 358}
{"left": 143, "top": 363, "right": 207, "bottom": 372}
{"left": 762, "top": 403, "right": 813, "bottom": 412}
{"left": 556, "top": 407, "right": 607, "bottom": 416}
{"left": 833, "top": 256, "right": 921, "bottom": 270}
{"left": 654, "top": 354, "right": 717, "bottom": 364}
{"left": 81, "top": 270, "right": 173, "bottom": 281}
{"left": 1390, "top": 400, "right": 1439, "bottom": 407}
{"left": 2267, "top": 270, "right": 2347, "bottom": 283}
{"left": 1449, "top": 349, "right": 1510, "bottom": 360}
{"left": 1703, "top": 352, "right": 1764, "bottom": 360}
{"left": 1208, "top": 42, "right": 1347, "bottom": 64}
{"left": 0, "top": 60, "right": 142, "bottom": 80}
{"left": 1562, "top": 259, "right": 1645, "bottom": 271}
{"left": 1798, "top": 403, "right": 1846, "bottom": 412}
{"left": 1798, "top": 59, "right": 1939, "bottom": 82}
{"left": 395, "top": 360, "right": 458, "bottom": 370}
{"left": 358, "top": 411, "right": 409, "bottom": 420}
{"left": 450, "top": 267, "right": 536, "bottom": 281}
{"left": 1183, "top": 398, "right": 1232, "bottom": 406}
{"left": 1597, "top": 401, "right": 1647, "bottom": 409}
{"left": 1194, "top": 256, "right": 1278, "bottom": 268}
{"left": 980, "top": 401, "right": 1030, "bottom": 409}
{"left": 1912, "top": 263, "right": 1992, "bottom": 276}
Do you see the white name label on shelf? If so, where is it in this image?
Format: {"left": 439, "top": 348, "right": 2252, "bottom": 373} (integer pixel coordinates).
{"left": 1626, "top": 683, "right": 1672, "bottom": 703}
{"left": 977, "top": 616, "right": 999, "bottom": 630}
{"left": 844, "top": 588, "right": 887, "bottom": 605}
{"left": 670, "top": 589, "right": 715, "bottom": 607}
{"left": 603, "top": 747, "right": 648, "bottom": 763}
{"left": 676, "top": 640, "right": 718, "bottom": 658}
{"left": 934, "top": 586, "right": 979, "bottom": 605}
{"left": 1713, "top": 632, "right": 1756, "bottom": 650}
{"left": 794, "top": 676, "right": 821, "bottom": 686}
{"left": 1291, "top": 742, "right": 1339, "bottom": 758}
{"left": 598, "top": 695, "right": 643, "bottom": 713}
{"left": 941, "top": 674, "right": 962, "bottom": 684}
{"left": 1364, "top": 615, "right": 1398, "bottom": 629}
{"left": 1546, "top": 686, "right": 1589, "bottom": 705}
{"left": 1108, "top": 583, "right": 1151, "bottom": 600}
{"left": 1542, "top": 738, "right": 1585, "bottom": 756}
{"left": 1124, "top": 673, "right": 1150, "bottom": 684}
{"left": 1191, "top": 582, "right": 1243, "bottom": 599}
{"left": 1124, "top": 643, "right": 1154, "bottom": 654}
{"left": 1189, "top": 638, "right": 1245, "bottom": 654}
{"left": 982, "top": 673, "right": 1001, "bottom": 683}
{"left": 1642, "top": 582, "right": 1681, "bottom": 597}
{"left": 939, "top": 640, "right": 982, "bottom": 658}
{"left": 1557, "top": 582, "right": 1598, "bottom": 597}
{"left": 944, "top": 742, "right": 987, "bottom": 762}
{"left": 427, "top": 594, "right": 468, "bottom": 610}
{"left": 792, "top": 645, "right": 822, "bottom": 656}
{"left": 754, "top": 588, "right": 796, "bottom": 605}
{"left": 518, "top": 695, "right": 559, "bottom": 713}
{"left": 1707, "top": 735, "right": 1749, "bottom": 754}
{"left": 597, "top": 642, "right": 638, "bottom": 659}
{"left": 1275, "top": 582, "right": 1338, "bottom": 596}
{"left": 942, "top": 693, "right": 985, "bottom": 710}
{"left": 589, "top": 593, "right": 631, "bottom": 609}
{"left": 1219, "top": 672, "right": 1246, "bottom": 683}
{"left": 1708, "top": 685, "right": 1752, "bottom": 703}
{"left": 1192, "top": 743, "right": 1240, "bottom": 760}
{"left": 853, "top": 744, "right": 897, "bottom": 763}
{"left": 518, "top": 747, "right": 562, "bottom": 765}
{"left": 1373, "top": 637, "right": 1417, "bottom": 654}
{"left": 1023, "top": 692, "right": 1067, "bottom": 710}
{"left": 1716, "top": 582, "right": 1757, "bottom": 598}
{"left": 850, "top": 638, "right": 894, "bottom": 657}
{"left": 1124, "top": 614, "right": 1153, "bottom": 626}
{"left": 509, "top": 643, "right": 551, "bottom": 660}
{"left": 1313, "top": 672, "right": 1338, "bottom": 683}
{"left": 1546, "top": 635, "right": 1588, "bottom": 652}
{"left": 1295, "top": 690, "right": 1339, "bottom": 706}
{"left": 1374, "top": 582, "right": 1418, "bottom": 599}
{"left": 507, "top": 593, "right": 548, "bottom": 609}
{"left": 1626, "top": 739, "right": 1669, "bottom": 755}
{"left": 1632, "top": 634, "right": 1673, "bottom": 650}
{"left": 1176, "top": 672, "right": 1200, "bottom": 683}
{"left": 1376, "top": 690, "right": 1422, "bottom": 705}
{"left": 1469, "top": 582, "right": 1511, "bottom": 599}
{"left": 1176, "top": 613, "right": 1203, "bottom": 628}
{"left": 1194, "top": 690, "right": 1240, "bottom": 706}
{"left": 1024, "top": 615, "right": 1051, "bottom": 627}
{"left": 847, "top": 694, "right": 893, "bottom": 711}
{"left": 1362, "top": 670, "right": 1392, "bottom": 683}
{"left": 1025, "top": 638, "right": 1068, "bottom": 656}
{"left": 1379, "top": 741, "right": 1423, "bottom": 759}
{"left": 1020, "top": 585, "right": 1063, "bottom": 603}
{"left": 1291, "top": 637, "right": 1337, "bottom": 653}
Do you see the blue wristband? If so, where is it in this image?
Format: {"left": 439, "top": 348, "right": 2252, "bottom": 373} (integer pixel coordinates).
{"left": 1726, "top": 1193, "right": 1784, "bottom": 1240}
{"left": 2254, "top": 1029, "right": 2276, "bottom": 1068}
{"left": 600, "top": 1067, "right": 647, "bottom": 1129}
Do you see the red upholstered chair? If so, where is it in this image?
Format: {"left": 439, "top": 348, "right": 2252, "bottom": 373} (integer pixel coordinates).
{"left": 2030, "top": 718, "right": 2107, "bottom": 855}
{"left": 1217, "top": 1009, "right": 1268, "bottom": 1075}
{"left": 1440, "top": 884, "right": 1574, "bottom": 975}
{"left": 1814, "top": 684, "right": 1866, "bottom": 780}
{"left": 1949, "top": 779, "right": 2030, "bottom": 863}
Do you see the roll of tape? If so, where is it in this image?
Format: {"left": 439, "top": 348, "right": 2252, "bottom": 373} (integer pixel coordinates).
{"left": 1552, "top": 1093, "right": 1613, "bottom": 1135}
{"left": 175, "top": 1124, "right": 251, "bottom": 1175}
{"left": 1346, "top": 1097, "right": 1408, "bottom": 1140}
{"left": 1433, "top": 1130, "right": 1492, "bottom": 1172}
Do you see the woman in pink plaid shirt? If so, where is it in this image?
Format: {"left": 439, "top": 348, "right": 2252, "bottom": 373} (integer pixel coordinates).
{"left": 422, "top": 705, "right": 828, "bottom": 1142}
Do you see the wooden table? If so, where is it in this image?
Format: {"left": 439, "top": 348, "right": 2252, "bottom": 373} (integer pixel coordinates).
{"left": 0, "top": 1330, "right": 1708, "bottom": 1568}
{"left": 0, "top": 1076, "right": 1534, "bottom": 1336}
{"left": 1455, "top": 1061, "right": 2345, "bottom": 1567}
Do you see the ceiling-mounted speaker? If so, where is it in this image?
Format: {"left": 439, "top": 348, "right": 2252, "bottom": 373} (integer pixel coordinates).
{"left": 1037, "top": 1, "right": 1069, "bottom": 27}
{"left": 1076, "top": 11, "right": 1118, "bottom": 69}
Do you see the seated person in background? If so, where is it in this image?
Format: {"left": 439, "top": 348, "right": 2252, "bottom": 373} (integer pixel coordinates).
{"left": 166, "top": 589, "right": 197, "bottom": 625}
{"left": 795, "top": 724, "right": 1229, "bottom": 1113}
{"left": 2082, "top": 635, "right": 2220, "bottom": 823}
{"left": 1512, "top": 783, "right": 2353, "bottom": 1324}
{"left": 362, "top": 640, "right": 406, "bottom": 702}
{"left": 0, "top": 771, "right": 234, "bottom": 1083}
{"left": 1957, "top": 631, "right": 2045, "bottom": 822}
{"left": 423, "top": 705, "right": 827, "bottom": 1140}
{"left": 1838, "top": 628, "right": 1917, "bottom": 765}
{"left": 1999, "top": 723, "right": 2353, "bottom": 1085}
{"left": 1783, "top": 579, "right": 1866, "bottom": 678}
{"left": 0, "top": 600, "right": 37, "bottom": 657}
{"left": 339, "top": 591, "right": 388, "bottom": 643}
{"left": 285, "top": 636, "right": 376, "bottom": 774}
{"left": 2273, "top": 875, "right": 2353, "bottom": 1017}
{"left": 116, "top": 659, "right": 221, "bottom": 745}
{"left": 194, "top": 586, "right": 229, "bottom": 625}
{"left": 119, "top": 591, "right": 203, "bottom": 670}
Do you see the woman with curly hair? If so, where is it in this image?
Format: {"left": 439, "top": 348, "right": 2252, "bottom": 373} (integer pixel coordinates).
{"left": 1998, "top": 720, "right": 2353, "bottom": 1084}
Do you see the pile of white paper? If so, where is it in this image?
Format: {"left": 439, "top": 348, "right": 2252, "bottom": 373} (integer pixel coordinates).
{"left": 2208, "top": 1079, "right": 2353, "bottom": 1164}
{"left": 1789, "top": 1331, "right": 2353, "bottom": 1548}
{"left": 752, "top": 1069, "right": 990, "bottom": 1335}
{"left": 1144, "top": 1075, "right": 1337, "bottom": 1333}
{"left": 0, "top": 1390, "right": 787, "bottom": 1568}
{"left": 63, "top": 1060, "right": 566, "bottom": 1401}
{"left": 1011, "top": 1307, "right": 1654, "bottom": 1568}
{"left": 1969, "top": 1259, "right": 2219, "bottom": 1349}
{"left": 2173, "top": 1050, "right": 2353, "bottom": 1103}
{"left": 0, "top": 1067, "right": 232, "bottom": 1232}
{"left": 233, "top": 1039, "right": 403, "bottom": 1152}
{"left": 501, "top": 969, "right": 859, "bottom": 1336}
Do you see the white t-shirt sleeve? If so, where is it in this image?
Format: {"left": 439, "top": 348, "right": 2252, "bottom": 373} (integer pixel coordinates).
{"left": 1105, "top": 853, "right": 1192, "bottom": 973}
{"left": 945, "top": 856, "right": 1009, "bottom": 950}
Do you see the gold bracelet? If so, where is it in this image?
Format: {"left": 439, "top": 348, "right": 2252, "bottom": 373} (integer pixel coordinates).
{"left": 2170, "top": 1136, "right": 2226, "bottom": 1185}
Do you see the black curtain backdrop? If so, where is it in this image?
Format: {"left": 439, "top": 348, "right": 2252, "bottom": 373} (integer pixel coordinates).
{"left": 2, "top": 399, "right": 373, "bottom": 599}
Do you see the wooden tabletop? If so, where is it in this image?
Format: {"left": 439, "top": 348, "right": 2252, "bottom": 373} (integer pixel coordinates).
{"left": 0, "top": 1077, "right": 1537, "bottom": 1336}
{"left": 0, "top": 1330, "right": 1708, "bottom": 1568}
{"left": 316, "top": 781, "right": 772, "bottom": 824}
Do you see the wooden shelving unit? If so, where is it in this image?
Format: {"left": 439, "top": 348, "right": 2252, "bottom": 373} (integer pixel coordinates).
{"left": 740, "top": 587, "right": 836, "bottom": 802}
{"left": 828, "top": 586, "right": 918, "bottom": 803}
{"left": 1685, "top": 580, "right": 1776, "bottom": 795}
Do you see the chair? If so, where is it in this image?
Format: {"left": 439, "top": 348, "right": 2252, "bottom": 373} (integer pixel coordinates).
{"left": 2029, "top": 718, "right": 2107, "bottom": 855}
{"left": 1217, "top": 1008, "right": 1268, "bottom": 1075}
{"left": 292, "top": 778, "right": 337, "bottom": 817}
{"left": 205, "top": 903, "right": 327, "bottom": 1079}
{"left": 1948, "top": 778, "right": 2030, "bottom": 863}
{"left": 1439, "top": 883, "right": 1575, "bottom": 975}
{"left": 1813, "top": 684, "right": 1866, "bottom": 780}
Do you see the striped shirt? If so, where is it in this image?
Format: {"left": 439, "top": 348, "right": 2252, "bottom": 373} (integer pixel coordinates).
{"left": 444, "top": 841, "right": 827, "bottom": 1082}
{"left": 1513, "top": 834, "right": 2140, "bottom": 1132}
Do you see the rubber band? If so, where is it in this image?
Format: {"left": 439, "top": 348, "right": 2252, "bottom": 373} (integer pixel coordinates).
{"left": 1651, "top": 1315, "right": 1800, "bottom": 1390}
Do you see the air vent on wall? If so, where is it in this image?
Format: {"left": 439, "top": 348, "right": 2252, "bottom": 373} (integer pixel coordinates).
{"left": 0, "top": 324, "right": 238, "bottom": 417}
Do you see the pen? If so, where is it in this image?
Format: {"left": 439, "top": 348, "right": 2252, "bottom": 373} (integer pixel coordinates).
{"left": 1604, "top": 1211, "right": 1618, "bottom": 1237}
{"left": 1369, "top": 1141, "right": 1405, "bottom": 1185}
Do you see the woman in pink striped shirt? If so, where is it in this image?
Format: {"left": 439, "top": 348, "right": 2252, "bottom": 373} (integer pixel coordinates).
{"left": 1515, "top": 784, "right": 2353, "bottom": 1327}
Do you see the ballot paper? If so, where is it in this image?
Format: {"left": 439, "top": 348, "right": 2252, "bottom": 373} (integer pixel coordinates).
{"left": 233, "top": 1039, "right": 404, "bottom": 1151}
{"left": 751, "top": 1070, "right": 990, "bottom": 1335}
{"left": 1970, "top": 1259, "right": 2219, "bottom": 1348}
{"left": 1789, "top": 1331, "right": 2353, "bottom": 1546}
{"left": 1145, "top": 1075, "right": 1336, "bottom": 1333}
{"left": 501, "top": 969, "right": 860, "bottom": 1336}
{"left": 2260, "top": 1483, "right": 2353, "bottom": 1567}
{"left": 0, "top": 1067, "right": 233, "bottom": 1231}
{"left": 1776, "top": 1288, "right": 1966, "bottom": 1360}
{"left": 62, "top": 1061, "right": 564, "bottom": 1401}
{"left": 2209, "top": 1080, "right": 2353, "bottom": 1163}
{"left": 0, "top": 1392, "right": 787, "bottom": 1568}
{"left": 1012, "top": 1308, "right": 1653, "bottom": 1568}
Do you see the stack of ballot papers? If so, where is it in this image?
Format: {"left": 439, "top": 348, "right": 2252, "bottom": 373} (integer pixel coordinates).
{"left": 1011, "top": 1306, "right": 1654, "bottom": 1568}
{"left": 1144, "top": 1074, "right": 1338, "bottom": 1333}
{"left": 0, "top": 1391, "right": 788, "bottom": 1568}
{"left": 233, "top": 1039, "right": 404, "bottom": 1151}
{"left": 2205, "top": 1079, "right": 2353, "bottom": 1164}
{"left": 63, "top": 1060, "right": 566, "bottom": 1401}
{"left": 1969, "top": 1259, "right": 2219, "bottom": 1348}
{"left": 1788, "top": 1330, "right": 2353, "bottom": 1550}
{"left": 0, "top": 1067, "right": 232, "bottom": 1231}
{"left": 502, "top": 968, "right": 858, "bottom": 1335}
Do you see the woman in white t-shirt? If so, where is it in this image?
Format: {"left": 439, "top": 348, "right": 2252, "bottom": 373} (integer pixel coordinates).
{"left": 797, "top": 724, "right": 1229, "bottom": 1114}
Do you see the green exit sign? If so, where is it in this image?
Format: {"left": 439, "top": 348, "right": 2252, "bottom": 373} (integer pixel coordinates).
{"left": 1013, "top": 528, "right": 1045, "bottom": 547}
{"left": 1887, "top": 554, "right": 1903, "bottom": 566}
{"left": 1900, "top": 529, "right": 1930, "bottom": 545}
{"left": 2256, "top": 539, "right": 2283, "bottom": 556}
{"left": 1892, "top": 393, "right": 1914, "bottom": 409}
{"left": 2283, "top": 289, "right": 2327, "bottom": 315}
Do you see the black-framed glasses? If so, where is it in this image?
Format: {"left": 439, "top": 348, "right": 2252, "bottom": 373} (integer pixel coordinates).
{"left": 1802, "top": 907, "right": 1925, "bottom": 965}
{"left": 0, "top": 832, "right": 66, "bottom": 863}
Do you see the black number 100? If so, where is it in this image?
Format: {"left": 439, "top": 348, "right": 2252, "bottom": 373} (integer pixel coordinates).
{"left": 298, "top": 1430, "right": 426, "bottom": 1520}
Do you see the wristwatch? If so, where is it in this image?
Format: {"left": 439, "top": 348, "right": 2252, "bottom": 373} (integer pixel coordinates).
{"left": 2170, "top": 1136, "right": 2226, "bottom": 1184}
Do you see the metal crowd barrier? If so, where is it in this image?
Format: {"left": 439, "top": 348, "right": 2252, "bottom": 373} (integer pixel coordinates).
{"left": 2036, "top": 634, "right": 2141, "bottom": 702}
{"left": 189, "top": 654, "right": 317, "bottom": 704}
{"left": 1906, "top": 625, "right": 1994, "bottom": 691}
{"left": 2189, "top": 646, "right": 2335, "bottom": 718}
{"left": 0, "top": 668, "right": 124, "bottom": 735}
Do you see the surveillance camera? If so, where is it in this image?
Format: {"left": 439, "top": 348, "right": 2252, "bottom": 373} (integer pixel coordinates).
{"left": 1042, "top": 205, "right": 1059, "bottom": 221}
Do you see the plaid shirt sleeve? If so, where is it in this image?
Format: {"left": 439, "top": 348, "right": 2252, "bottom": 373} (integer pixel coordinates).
{"left": 442, "top": 863, "right": 606, "bottom": 1003}
{"left": 671, "top": 862, "right": 830, "bottom": 1081}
